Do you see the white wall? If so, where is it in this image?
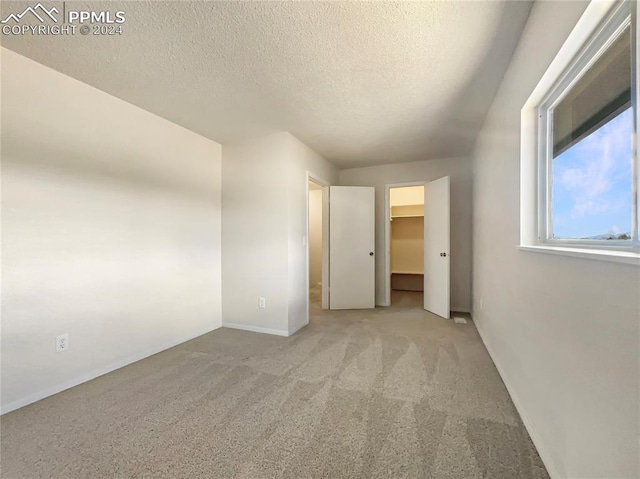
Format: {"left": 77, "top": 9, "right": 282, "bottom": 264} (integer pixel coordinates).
{"left": 1, "top": 48, "right": 222, "bottom": 413}
{"left": 339, "top": 158, "right": 472, "bottom": 311}
{"left": 308, "top": 189, "right": 323, "bottom": 286}
{"left": 471, "top": 2, "right": 639, "bottom": 478}
{"left": 221, "top": 133, "right": 290, "bottom": 335}
{"left": 222, "top": 132, "right": 337, "bottom": 336}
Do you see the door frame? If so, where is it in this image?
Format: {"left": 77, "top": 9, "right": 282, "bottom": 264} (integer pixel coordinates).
{"left": 306, "top": 172, "right": 330, "bottom": 319}
{"left": 384, "top": 180, "right": 429, "bottom": 306}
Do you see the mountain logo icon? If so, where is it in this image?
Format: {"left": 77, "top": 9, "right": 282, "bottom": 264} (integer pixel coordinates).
{"left": 1, "top": 3, "right": 59, "bottom": 24}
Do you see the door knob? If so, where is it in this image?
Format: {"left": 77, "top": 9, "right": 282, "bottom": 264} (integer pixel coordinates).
{"left": 369, "top": 252, "right": 374, "bottom": 256}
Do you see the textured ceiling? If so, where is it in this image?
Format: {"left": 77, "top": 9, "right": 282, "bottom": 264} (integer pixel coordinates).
{"left": 1, "top": 1, "right": 532, "bottom": 168}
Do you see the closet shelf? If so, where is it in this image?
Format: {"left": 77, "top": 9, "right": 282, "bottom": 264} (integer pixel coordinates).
{"left": 391, "top": 270, "right": 424, "bottom": 275}
{"left": 390, "top": 204, "right": 424, "bottom": 219}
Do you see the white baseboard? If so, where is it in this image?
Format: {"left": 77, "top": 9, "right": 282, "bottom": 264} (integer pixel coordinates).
{"left": 0, "top": 324, "right": 222, "bottom": 416}
{"left": 473, "top": 318, "right": 561, "bottom": 479}
{"left": 288, "top": 320, "right": 308, "bottom": 337}
{"left": 222, "top": 322, "right": 289, "bottom": 337}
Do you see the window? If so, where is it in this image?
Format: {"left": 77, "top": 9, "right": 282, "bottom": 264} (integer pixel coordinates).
{"left": 537, "top": 1, "right": 638, "bottom": 251}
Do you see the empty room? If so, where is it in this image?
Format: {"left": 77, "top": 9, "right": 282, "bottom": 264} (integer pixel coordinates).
{"left": 1, "top": 1, "right": 638, "bottom": 478}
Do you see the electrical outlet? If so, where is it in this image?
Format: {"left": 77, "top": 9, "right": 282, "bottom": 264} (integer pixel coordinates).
{"left": 259, "top": 297, "right": 266, "bottom": 309}
{"left": 56, "top": 333, "right": 69, "bottom": 352}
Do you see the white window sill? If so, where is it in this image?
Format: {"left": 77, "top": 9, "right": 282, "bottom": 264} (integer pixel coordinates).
{"left": 518, "top": 245, "right": 640, "bottom": 266}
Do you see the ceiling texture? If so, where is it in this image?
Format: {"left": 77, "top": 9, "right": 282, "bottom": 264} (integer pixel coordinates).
{"left": 1, "top": 1, "right": 532, "bottom": 169}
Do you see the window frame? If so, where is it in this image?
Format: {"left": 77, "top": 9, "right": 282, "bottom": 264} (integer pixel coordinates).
{"left": 535, "top": 0, "right": 639, "bottom": 252}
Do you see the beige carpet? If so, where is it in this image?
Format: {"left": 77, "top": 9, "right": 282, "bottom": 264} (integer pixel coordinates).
{"left": 1, "top": 291, "right": 549, "bottom": 478}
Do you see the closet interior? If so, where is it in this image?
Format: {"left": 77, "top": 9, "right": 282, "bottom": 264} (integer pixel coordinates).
{"left": 390, "top": 185, "right": 424, "bottom": 300}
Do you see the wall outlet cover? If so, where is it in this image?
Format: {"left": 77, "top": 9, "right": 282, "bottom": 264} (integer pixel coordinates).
{"left": 56, "top": 333, "right": 69, "bottom": 352}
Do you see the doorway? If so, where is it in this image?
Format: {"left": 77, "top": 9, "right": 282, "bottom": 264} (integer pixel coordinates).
{"left": 308, "top": 179, "right": 324, "bottom": 313}
{"left": 388, "top": 185, "right": 425, "bottom": 305}
{"left": 384, "top": 178, "right": 451, "bottom": 318}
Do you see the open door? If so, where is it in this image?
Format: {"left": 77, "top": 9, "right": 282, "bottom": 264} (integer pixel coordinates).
{"left": 329, "top": 186, "right": 375, "bottom": 309}
{"left": 423, "top": 176, "right": 450, "bottom": 318}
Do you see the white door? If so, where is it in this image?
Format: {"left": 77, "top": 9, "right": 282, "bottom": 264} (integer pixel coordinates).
{"left": 423, "top": 176, "right": 450, "bottom": 318}
{"left": 329, "top": 186, "right": 375, "bottom": 309}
